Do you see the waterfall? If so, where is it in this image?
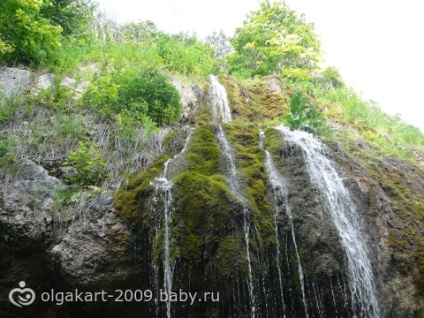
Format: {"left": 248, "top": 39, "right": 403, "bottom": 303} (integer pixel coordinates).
{"left": 208, "top": 75, "right": 232, "bottom": 123}
{"left": 260, "top": 130, "right": 308, "bottom": 318}
{"left": 152, "top": 129, "right": 193, "bottom": 318}
{"left": 276, "top": 125, "right": 380, "bottom": 318}
{"left": 216, "top": 126, "right": 256, "bottom": 317}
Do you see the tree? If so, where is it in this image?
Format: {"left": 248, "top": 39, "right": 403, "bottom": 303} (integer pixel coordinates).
{"left": 206, "top": 30, "right": 233, "bottom": 60}
{"left": 206, "top": 30, "right": 233, "bottom": 72}
{"left": 40, "top": 0, "right": 94, "bottom": 38}
{"left": 0, "top": 0, "right": 63, "bottom": 65}
{"left": 227, "top": 0, "right": 322, "bottom": 80}
{"left": 120, "top": 20, "right": 160, "bottom": 43}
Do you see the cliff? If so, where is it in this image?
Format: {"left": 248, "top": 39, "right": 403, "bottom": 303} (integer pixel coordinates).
{"left": 1, "top": 68, "right": 423, "bottom": 317}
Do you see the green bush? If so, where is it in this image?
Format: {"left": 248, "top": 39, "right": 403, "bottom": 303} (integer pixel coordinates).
{"left": 284, "top": 91, "right": 323, "bottom": 134}
{"left": 66, "top": 141, "right": 106, "bottom": 187}
{"left": 85, "top": 67, "right": 182, "bottom": 126}
{"left": 0, "top": 136, "right": 15, "bottom": 156}
{"left": 156, "top": 33, "right": 218, "bottom": 77}
{"left": 117, "top": 68, "right": 182, "bottom": 126}
{"left": 0, "top": 0, "right": 63, "bottom": 65}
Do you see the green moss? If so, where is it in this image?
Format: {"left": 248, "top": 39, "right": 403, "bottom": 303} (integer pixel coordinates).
{"left": 214, "top": 233, "right": 247, "bottom": 279}
{"left": 172, "top": 171, "right": 244, "bottom": 273}
{"left": 264, "top": 127, "right": 285, "bottom": 155}
{"left": 247, "top": 76, "right": 289, "bottom": 119}
{"left": 224, "top": 124, "right": 269, "bottom": 211}
{"left": 184, "top": 125, "right": 223, "bottom": 175}
{"left": 163, "top": 126, "right": 192, "bottom": 156}
{"left": 218, "top": 75, "right": 289, "bottom": 122}
{"left": 114, "top": 156, "right": 167, "bottom": 220}
{"left": 223, "top": 123, "right": 275, "bottom": 253}
{"left": 162, "top": 127, "right": 180, "bottom": 154}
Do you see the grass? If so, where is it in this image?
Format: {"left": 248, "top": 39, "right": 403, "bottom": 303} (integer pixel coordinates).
{"left": 320, "top": 86, "right": 424, "bottom": 160}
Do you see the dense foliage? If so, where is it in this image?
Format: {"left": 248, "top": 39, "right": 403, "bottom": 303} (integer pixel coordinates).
{"left": 0, "top": 0, "right": 94, "bottom": 65}
{"left": 117, "top": 68, "right": 182, "bottom": 126}
{"left": 0, "top": 0, "right": 63, "bottom": 65}
{"left": 0, "top": 0, "right": 422, "bottom": 160}
{"left": 227, "top": 0, "right": 322, "bottom": 80}
{"left": 85, "top": 67, "right": 182, "bottom": 126}
{"left": 40, "top": 0, "right": 94, "bottom": 38}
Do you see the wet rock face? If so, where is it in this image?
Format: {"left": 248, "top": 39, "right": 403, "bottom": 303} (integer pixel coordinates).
{"left": 0, "top": 67, "right": 30, "bottom": 98}
{"left": 267, "top": 135, "right": 352, "bottom": 317}
{"left": 330, "top": 142, "right": 424, "bottom": 317}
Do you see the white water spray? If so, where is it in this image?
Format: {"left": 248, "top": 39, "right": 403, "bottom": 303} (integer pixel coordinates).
{"left": 208, "top": 75, "right": 232, "bottom": 123}
{"left": 276, "top": 125, "right": 380, "bottom": 317}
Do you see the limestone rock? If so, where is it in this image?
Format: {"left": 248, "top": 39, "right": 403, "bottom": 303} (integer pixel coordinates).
{"left": 170, "top": 77, "right": 204, "bottom": 124}
{"left": 51, "top": 191, "right": 132, "bottom": 286}
{"left": 0, "top": 159, "right": 58, "bottom": 244}
{"left": 0, "top": 67, "right": 30, "bottom": 98}
{"left": 34, "top": 73, "right": 54, "bottom": 91}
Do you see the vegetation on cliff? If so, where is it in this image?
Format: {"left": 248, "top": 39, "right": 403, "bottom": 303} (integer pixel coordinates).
{"left": 1, "top": 0, "right": 424, "bottom": 316}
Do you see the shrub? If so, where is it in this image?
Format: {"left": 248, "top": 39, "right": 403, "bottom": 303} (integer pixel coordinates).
{"left": 117, "top": 68, "right": 182, "bottom": 126}
{"left": 66, "top": 141, "right": 106, "bottom": 187}
{"left": 284, "top": 91, "right": 323, "bottom": 134}
{"left": 0, "top": 136, "right": 16, "bottom": 173}
{"left": 85, "top": 67, "right": 182, "bottom": 126}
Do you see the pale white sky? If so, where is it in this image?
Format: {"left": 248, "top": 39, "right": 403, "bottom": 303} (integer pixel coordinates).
{"left": 94, "top": 0, "right": 424, "bottom": 132}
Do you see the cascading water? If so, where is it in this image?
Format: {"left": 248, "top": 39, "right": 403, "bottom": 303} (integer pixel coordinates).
{"left": 152, "top": 129, "right": 193, "bottom": 318}
{"left": 276, "top": 125, "right": 380, "bottom": 318}
{"left": 216, "top": 126, "right": 256, "bottom": 317}
{"left": 208, "top": 75, "right": 232, "bottom": 123}
{"left": 208, "top": 73, "right": 256, "bottom": 312}
{"left": 260, "top": 130, "right": 308, "bottom": 318}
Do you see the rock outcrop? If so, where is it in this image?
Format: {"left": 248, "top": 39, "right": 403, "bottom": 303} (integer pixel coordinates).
{"left": 0, "top": 67, "right": 30, "bottom": 98}
{"left": 0, "top": 70, "right": 423, "bottom": 317}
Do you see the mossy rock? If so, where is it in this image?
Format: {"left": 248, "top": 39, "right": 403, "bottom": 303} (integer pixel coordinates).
{"left": 163, "top": 126, "right": 191, "bottom": 156}
{"left": 264, "top": 127, "right": 285, "bottom": 155}
{"left": 114, "top": 156, "right": 168, "bottom": 220}
{"left": 218, "top": 75, "right": 289, "bottom": 123}
{"left": 172, "top": 172, "right": 244, "bottom": 273}
{"left": 221, "top": 123, "right": 275, "bottom": 251}
{"left": 184, "top": 125, "right": 223, "bottom": 175}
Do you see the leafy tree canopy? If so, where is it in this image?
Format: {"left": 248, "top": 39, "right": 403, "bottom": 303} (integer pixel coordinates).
{"left": 227, "top": 0, "right": 322, "bottom": 80}
{"left": 0, "top": 0, "right": 63, "bottom": 65}
{"left": 0, "top": 0, "right": 94, "bottom": 65}
{"left": 40, "top": 0, "right": 94, "bottom": 38}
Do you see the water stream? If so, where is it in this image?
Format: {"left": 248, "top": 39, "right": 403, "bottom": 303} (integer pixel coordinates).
{"left": 216, "top": 126, "right": 256, "bottom": 317}
{"left": 276, "top": 125, "right": 380, "bottom": 317}
{"left": 260, "top": 130, "right": 308, "bottom": 318}
{"left": 152, "top": 129, "right": 193, "bottom": 318}
{"left": 208, "top": 75, "right": 232, "bottom": 123}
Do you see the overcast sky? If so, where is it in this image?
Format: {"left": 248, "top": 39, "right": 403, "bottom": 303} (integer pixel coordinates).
{"left": 94, "top": 0, "right": 424, "bottom": 132}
